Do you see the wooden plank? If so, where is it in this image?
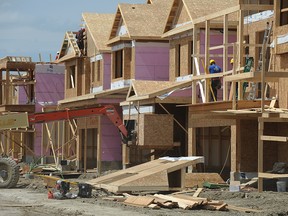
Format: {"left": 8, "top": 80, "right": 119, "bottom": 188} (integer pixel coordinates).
{"left": 240, "top": 4, "right": 274, "bottom": 11}
{"left": 193, "top": 187, "right": 203, "bottom": 197}
{"left": 172, "top": 194, "right": 208, "bottom": 205}
{"left": 261, "top": 135, "right": 288, "bottom": 142}
{"left": 154, "top": 194, "right": 198, "bottom": 210}
{"left": 124, "top": 196, "right": 154, "bottom": 207}
{"left": 0, "top": 113, "right": 29, "bottom": 130}
{"left": 258, "top": 172, "right": 288, "bottom": 179}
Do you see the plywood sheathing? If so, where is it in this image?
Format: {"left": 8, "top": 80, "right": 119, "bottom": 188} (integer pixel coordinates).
{"left": 163, "top": 0, "right": 238, "bottom": 35}
{"left": 126, "top": 80, "right": 192, "bottom": 102}
{"left": 109, "top": 0, "right": 174, "bottom": 42}
{"left": 82, "top": 13, "right": 115, "bottom": 54}
{"left": 138, "top": 114, "right": 174, "bottom": 148}
{"left": 87, "top": 156, "right": 204, "bottom": 193}
{"left": 185, "top": 173, "right": 225, "bottom": 188}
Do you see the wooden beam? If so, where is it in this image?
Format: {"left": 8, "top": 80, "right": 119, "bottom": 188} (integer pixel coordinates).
{"left": 224, "top": 71, "right": 288, "bottom": 82}
{"left": 240, "top": 4, "right": 274, "bottom": 11}
{"left": 223, "top": 14, "right": 228, "bottom": 101}
{"left": 205, "top": 20, "right": 210, "bottom": 102}
{"left": 261, "top": 135, "right": 288, "bottom": 142}
{"left": 258, "top": 172, "right": 288, "bottom": 179}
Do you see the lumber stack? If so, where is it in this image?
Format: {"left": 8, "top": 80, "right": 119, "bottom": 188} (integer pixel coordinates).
{"left": 103, "top": 192, "right": 262, "bottom": 213}
{"left": 116, "top": 193, "right": 228, "bottom": 211}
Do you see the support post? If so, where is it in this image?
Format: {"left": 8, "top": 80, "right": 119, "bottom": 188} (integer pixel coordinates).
{"left": 258, "top": 118, "right": 264, "bottom": 192}
{"left": 97, "top": 117, "right": 102, "bottom": 175}
{"left": 223, "top": 14, "right": 229, "bottom": 101}
{"left": 205, "top": 20, "right": 210, "bottom": 102}
{"left": 230, "top": 120, "right": 241, "bottom": 181}
{"left": 84, "top": 117, "right": 87, "bottom": 172}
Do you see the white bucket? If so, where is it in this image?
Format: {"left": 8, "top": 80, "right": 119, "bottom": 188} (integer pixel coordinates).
{"left": 276, "top": 181, "right": 286, "bottom": 192}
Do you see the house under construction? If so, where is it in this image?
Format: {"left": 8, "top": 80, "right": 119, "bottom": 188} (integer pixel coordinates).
{"left": 1, "top": 0, "right": 288, "bottom": 193}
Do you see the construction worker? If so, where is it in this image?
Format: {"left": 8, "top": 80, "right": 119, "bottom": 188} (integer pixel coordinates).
{"left": 55, "top": 51, "right": 60, "bottom": 60}
{"left": 209, "top": 59, "right": 222, "bottom": 101}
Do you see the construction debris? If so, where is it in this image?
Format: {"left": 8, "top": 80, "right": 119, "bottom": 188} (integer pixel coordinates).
{"left": 103, "top": 191, "right": 262, "bottom": 213}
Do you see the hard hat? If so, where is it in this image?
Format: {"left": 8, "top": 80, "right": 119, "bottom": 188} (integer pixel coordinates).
{"left": 57, "top": 51, "right": 60, "bottom": 54}
{"left": 209, "top": 59, "right": 215, "bottom": 65}
{"left": 230, "top": 58, "right": 234, "bottom": 64}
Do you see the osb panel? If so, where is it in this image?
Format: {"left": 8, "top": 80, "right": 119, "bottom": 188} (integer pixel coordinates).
{"left": 65, "top": 88, "right": 77, "bottom": 99}
{"left": 82, "top": 13, "right": 114, "bottom": 52}
{"left": 185, "top": 173, "right": 225, "bottom": 188}
{"left": 84, "top": 58, "right": 91, "bottom": 94}
{"left": 275, "top": 25, "right": 288, "bottom": 54}
{"left": 118, "top": 1, "right": 173, "bottom": 37}
{"left": 279, "top": 78, "right": 288, "bottom": 109}
{"left": 184, "top": 0, "right": 238, "bottom": 20}
{"left": 173, "top": 1, "right": 191, "bottom": 27}
{"left": 190, "top": 118, "right": 235, "bottom": 128}
{"left": 132, "top": 80, "right": 182, "bottom": 96}
{"left": 86, "top": 29, "right": 97, "bottom": 57}
{"left": 123, "top": 47, "right": 131, "bottom": 80}
{"left": 77, "top": 116, "right": 99, "bottom": 129}
{"left": 138, "top": 114, "right": 173, "bottom": 148}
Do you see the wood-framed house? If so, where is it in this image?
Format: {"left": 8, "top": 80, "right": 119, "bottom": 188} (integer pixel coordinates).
{"left": 107, "top": 0, "right": 198, "bottom": 166}
{"left": 0, "top": 57, "right": 65, "bottom": 164}
{"left": 0, "top": 56, "right": 35, "bottom": 160}
{"left": 56, "top": 13, "right": 129, "bottom": 173}
{"left": 157, "top": 0, "right": 288, "bottom": 192}
{"left": 121, "top": 0, "right": 288, "bottom": 191}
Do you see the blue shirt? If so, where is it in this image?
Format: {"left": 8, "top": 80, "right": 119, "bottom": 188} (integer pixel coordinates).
{"left": 209, "top": 64, "right": 222, "bottom": 74}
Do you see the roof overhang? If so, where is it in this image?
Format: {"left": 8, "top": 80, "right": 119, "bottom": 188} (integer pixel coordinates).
{"left": 58, "top": 87, "right": 129, "bottom": 108}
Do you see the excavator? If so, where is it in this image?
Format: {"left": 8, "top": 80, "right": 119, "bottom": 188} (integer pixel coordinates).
{"left": 0, "top": 105, "right": 130, "bottom": 188}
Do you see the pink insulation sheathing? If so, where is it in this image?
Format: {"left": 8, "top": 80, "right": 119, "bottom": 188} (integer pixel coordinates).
{"left": 100, "top": 113, "right": 122, "bottom": 161}
{"left": 135, "top": 46, "right": 169, "bottom": 81}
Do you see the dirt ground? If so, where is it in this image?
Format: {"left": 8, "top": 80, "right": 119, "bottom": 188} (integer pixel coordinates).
{"left": 0, "top": 174, "right": 288, "bottom": 216}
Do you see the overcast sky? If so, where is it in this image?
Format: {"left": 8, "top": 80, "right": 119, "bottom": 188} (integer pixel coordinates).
{"left": 0, "top": 0, "right": 145, "bottom": 62}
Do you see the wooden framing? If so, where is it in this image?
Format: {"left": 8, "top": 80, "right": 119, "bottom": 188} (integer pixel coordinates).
{"left": 0, "top": 56, "right": 35, "bottom": 159}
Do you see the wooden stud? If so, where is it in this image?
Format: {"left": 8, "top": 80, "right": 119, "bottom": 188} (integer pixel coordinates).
{"left": 192, "top": 25, "right": 198, "bottom": 104}
{"left": 84, "top": 117, "right": 87, "bottom": 172}
{"left": 97, "top": 116, "right": 102, "bottom": 175}
{"left": 223, "top": 14, "right": 228, "bottom": 101}
{"left": 258, "top": 119, "right": 264, "bottom": 192}
{"left": 205, "top": 20, "right": 210, "bottom": 102}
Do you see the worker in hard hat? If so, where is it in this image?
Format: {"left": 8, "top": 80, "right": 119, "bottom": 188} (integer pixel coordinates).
{"left": 209, "top": 59, "right": 222, "bottom": 101}
{"left": 230, "top": 58, "right": 234, "bottom": 65}
{"left": 55, "top": 51, "right": 60, "bottom": 60}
